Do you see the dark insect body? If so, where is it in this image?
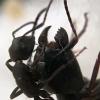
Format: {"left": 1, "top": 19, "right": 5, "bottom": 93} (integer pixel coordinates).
{"left": 9, "top": 0, "right": 53, "bottom": 61}
{"left": 6, "top": 0, "right": 100, "bottom": 100}
{"left": 6, "top": 0, "right": 54, "bottom": 100}
{"left": 9, "top": 36, "right": 35, "bottom": 61}
{"left": 33, "top": 0, "right": 100, "bottom": 100}
{"left": 6, "top": 59, "right": 53, "bottom": 100}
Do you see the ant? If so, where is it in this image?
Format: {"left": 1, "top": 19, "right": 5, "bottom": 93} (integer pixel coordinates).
{"left": 33, "top": 0, "right": 100, "bottom": 100}
{"left": 6, "top": 0, "right": 54, "bottom": 100}
{"left": 6, "top": 0, "right": 100, "bottom": 100}
{"left": 8, "top": 0, "right": 52, "bottom": 61}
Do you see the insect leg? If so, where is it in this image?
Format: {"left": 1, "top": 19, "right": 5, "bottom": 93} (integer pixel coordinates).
{"left": 88, "top": 52, "right": 100, "bottom": 92}
{"left": 12, "top": 21, "right": 34, "bottom": 38}
{"left": 10, "top": 87, "right": 23, "bottom": 99}
{"left": 70, "top": 12, "right": 88, "bottom": 41}
{"left": 80, "top": 52, "right": 100, "bottom": 99}
{"left": 22, "top": 8, "right": 47, "bottom": 36}
{"left": 64, "top": 0, "right": 78, "bottom": 49}
{"left": 23, "top": 0, "right": 52, "bottom": 37}
{"left": 78, "top": 13, "right": 88, "bottom": 39}
{"left": 6, "top": 59, "right": 13, "bottom": 72}
{"left": 91, "top": 79, "right": 100, "bottom": 100}
{"left": 31, "top": 0, "right": 53, "bottom": 36}
{"left": 34, "top": 0, "right": 53, "bottom": 31}
{"left": 13, "top": 0, "right": 53, "bottom": 38}
{"left": 74, "top": 47, "right": 87, "bottom": 57}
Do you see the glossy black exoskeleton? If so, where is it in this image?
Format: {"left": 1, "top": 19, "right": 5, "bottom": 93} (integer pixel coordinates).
{"left": 38, "top": 28, "right": 85, "bottom": 99}
{"left": 6, "top": 0, "right": 100, "bottom": 100}
{"left": 6, "top": 0, "right": 54, "bottom": 99}
{"left": 34, "top": 0, "right": 88, "bottom": 94}
{"left": 34, "top": 0, "right": 100, "bottom": 100}
{"left": 9, "top": 0, "right": 53, "bottom": 61}
{"left": 6, "top": 59, "right": 54, "bottom": 100}
{"left": 9, "top": 35, "right": 35, "bottom": 61}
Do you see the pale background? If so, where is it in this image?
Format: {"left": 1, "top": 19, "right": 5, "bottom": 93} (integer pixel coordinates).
{"left": 0, "top": 0, "right": 100, "bottom": 99}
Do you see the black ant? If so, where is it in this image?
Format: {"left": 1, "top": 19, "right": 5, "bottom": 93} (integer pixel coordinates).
{"left": 9, "top": 0, "right": 52, "bottom": 61}
{"left": 6, "top": 0, "right": 54, "bottom": 100}
{"left": 6, "top": 0, "right": 100, "bottom": 100}
{"left": 33, "top": 0, "right": 100, "bottom": 100}
{"left": 6, "top": 59, "right": 54, "bottom": 100}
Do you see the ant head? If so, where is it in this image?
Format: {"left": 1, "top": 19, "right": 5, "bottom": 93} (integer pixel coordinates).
{"left": 9, "top": 36, "right": 35, "bottom": 61}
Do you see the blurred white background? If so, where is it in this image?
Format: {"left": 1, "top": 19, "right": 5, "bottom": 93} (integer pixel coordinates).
{"left": 0, "top": 0, "right": 100, "bottom": 100}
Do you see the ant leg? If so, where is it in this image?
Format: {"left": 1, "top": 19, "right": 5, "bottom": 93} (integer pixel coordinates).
{"left": 23, "top": 8, "right": 47, "bottom": 36}
{"left": 23, "top": 0, "right": 53, "bottom": 36}
{"left": 91, "top": 79, "right": 100, "bottom": 99}
{"left": 78, "top": 13, "right": 88, "bottom": 39}
{"left": 64, "top": 0, "right": 78, "bottom": 49}
{"left": 73, "top": 47, "right": 87, "bottom": 57}
{"left": 12, "top": 7, "right": 47, "bottom": 38}
{"left": 12, "top": 21, "right": 34, "bottom": 38}
{"left": 6, "top": 59, "right": 13, "bottom": 72}
{"left": 10, "top": 87, "right": 23, "bottom": 99}
{"left": 88, "top": 52, "right": 100, "bottom": 92}
{"left": 79, "top": 52, "right": 100, "bottom": 98}
{"left": 12, "top": 0, "right": 53, "bottom": 38}
{"left": 23, "top": 8, "right": 46, "bottom": 36}
{"left": 25, "top": 8, "right": 46, "bottom": 36}
{"left": 70, "top": 12, "right": 88, "bottom": 41}
{"left": 34, "top": 0, "right": 53, "bottom": 30}
{"left": 31, "top": 0, "right": 53, "bottom": 36}
{"left": 70, "top": 21, "right": 77, "bottom": 40}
